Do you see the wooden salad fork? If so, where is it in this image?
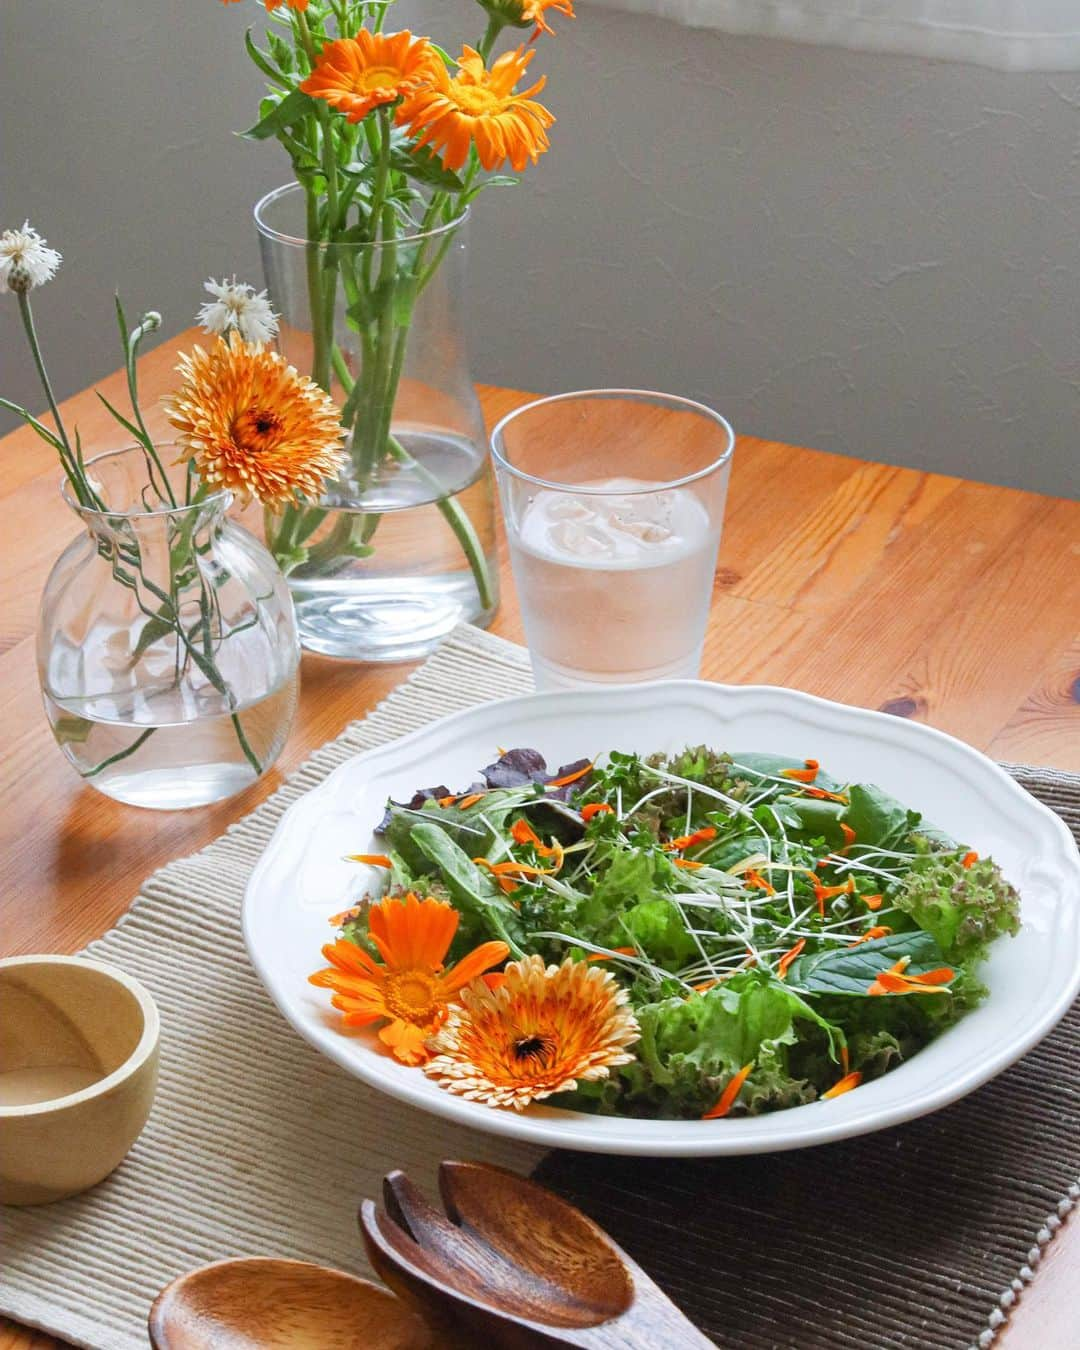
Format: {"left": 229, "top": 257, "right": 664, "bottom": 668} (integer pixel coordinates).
{"left": 359, "top": 1160, "right": 714, "bottom": 1348}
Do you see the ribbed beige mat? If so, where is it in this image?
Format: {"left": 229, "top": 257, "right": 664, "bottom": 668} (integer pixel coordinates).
{"left": 0, "top": 625, "right": 542, "bottom": 1350}
{"left": 1, "top": 624, "right": 1077, "bottom": 1350}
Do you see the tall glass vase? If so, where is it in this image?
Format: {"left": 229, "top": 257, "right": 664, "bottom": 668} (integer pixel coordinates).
{"left": 256, "top": 183, "right": 499, "bottom": 662}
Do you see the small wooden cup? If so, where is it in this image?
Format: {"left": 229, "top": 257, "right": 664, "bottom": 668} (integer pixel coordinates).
{"left": 0, "top": 955, "right": 159, "bottom": 1205}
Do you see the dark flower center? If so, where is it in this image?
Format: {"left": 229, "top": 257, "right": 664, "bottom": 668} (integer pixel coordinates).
{"left": 512, "top": 1034, "right": 556, "bottom": 1065}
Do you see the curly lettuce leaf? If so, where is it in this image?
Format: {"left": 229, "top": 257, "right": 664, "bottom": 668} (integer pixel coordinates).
{"left": 894, "top": 850, "right": 1020, "bottom": 963}
{"left": 587, "top": 971, "right": 842, "bottom": 1117}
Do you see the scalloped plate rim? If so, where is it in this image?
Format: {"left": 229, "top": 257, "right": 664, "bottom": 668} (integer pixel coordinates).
{"left": 243, "top": 679, "right": 1080, "bottom": 1156}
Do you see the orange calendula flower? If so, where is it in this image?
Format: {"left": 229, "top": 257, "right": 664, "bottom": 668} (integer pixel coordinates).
{"left": 301, "top": 31, "right": 442, "bottom": 125}
{"left": 481, "top": 0, "right": 575, "bottom": 38}
{"left": 519, "top": 0, "right": 575, "bottom": 37}
{"left": 223, "top": 0, "right": 308, "bottom": 11}
{"left": 423, "top": 954, "right": 639, "bottom": 1110}
{"left": 165, "top": 333, "right": 344, "bottom": 507}
{"left": 397, "top": 45, "right": 554, "bottom": 173}
{"left": 308, "top": 893, "right": 508, "bottom": 1065}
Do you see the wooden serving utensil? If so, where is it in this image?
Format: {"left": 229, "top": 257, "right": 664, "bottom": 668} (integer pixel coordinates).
{"left": 359, "top": 1160, "right": 715, "bottom": 1348}
{"left": 148, "top": 1255, "right": 435, "bottom": 1349}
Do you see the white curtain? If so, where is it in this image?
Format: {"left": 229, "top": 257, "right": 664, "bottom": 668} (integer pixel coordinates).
{"left": 586, "top": 0, "right": 1080, "bottom": 70}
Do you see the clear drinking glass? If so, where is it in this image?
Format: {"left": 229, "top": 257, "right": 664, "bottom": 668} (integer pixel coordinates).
{"left": 490, "top": 390, "right": 734, "bottom": 690}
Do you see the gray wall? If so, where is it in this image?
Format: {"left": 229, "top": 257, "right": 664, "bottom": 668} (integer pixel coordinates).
{"left": 4, "top": 0, "right": 1078, "bottom": 497}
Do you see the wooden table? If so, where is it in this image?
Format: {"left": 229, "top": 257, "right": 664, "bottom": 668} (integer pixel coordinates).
{"left": 1, "top": 331, "right": 1077, "bottom": 1348}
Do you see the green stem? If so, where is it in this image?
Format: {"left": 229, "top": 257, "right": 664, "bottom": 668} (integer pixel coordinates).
{"left": 386, "top": 434, "right": 496, "bottom": 611}
{"left": 14, "top": 291, "right": 91, "bottom": 501}
{"left": 80, "top": 727, "right": 156, "bottom": 779}
{"left": 124, "top": 319, "right": 176, "bottom": 507}
{"left": 478, "top": 16, "right": 506, "bottom": 62}
{"left": 230, "top": 713, "right": 264, "bottom": 775}
{"left": 17, "top": 290, "right": 72, "bottom": 457}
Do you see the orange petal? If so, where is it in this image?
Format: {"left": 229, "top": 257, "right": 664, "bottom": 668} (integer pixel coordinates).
{"left": 903, "top": 966, "right": 955, "bottom": 987}
{"left": 457, "top": 792, "right": 486, "bottom": 810}
{"left": 317, "top": 938, "right": 383, "bottom": 981}
{"left": 702, "top": 1062, "right": 755, "bottom": 1120}
{"left": 822, "top": 1070, "right": 862, "bottom": 1100}
{"left": 439, "top": 940, "right": 510, "bottom": 996}
{"left": 378, "top": 1019, "right": 433, "bottom": 1066}
{"left": 345, "top": 853, "right": 392, "bottom": 867}
{"left": 368, "top": 892, "right": 458, "bottom": 971}
{"left": 581, "top": 803, "right": 613, "bottom": 821}
{"left": 839, "top": 823, "right": 857, "bottom": 849}
{"left": 862, "top": 893, "right": 883, "bottom": 911}
{"left": 962, "top": 851, "right": 979, "bottom": 868}
{"left": 667, "top": 826, "right": 718, "bottom": 851}
{"left": 776, "top": 938, "right": 805, "bottom": 980}
{"left": 587, "top": 946, "right": 636, "bottom": 962}
{"left": 546, "top": 761, "right": 593, "bottom": 788}
{"left": 511, "top": 818, "right": 543, "bottom": 848}
{"left": 327, "top": 906, "right": 361, "bottom": 927}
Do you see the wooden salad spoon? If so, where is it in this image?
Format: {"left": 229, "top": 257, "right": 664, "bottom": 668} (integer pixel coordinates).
{"left": 148, "top": 1256, "right": 436, "bottom": 1349}
{"left": 360, "top": 1160, "right": 714, "bottom": 1348}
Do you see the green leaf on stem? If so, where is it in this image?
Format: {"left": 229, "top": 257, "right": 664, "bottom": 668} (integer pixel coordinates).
{"left": 242, "top": 88, "right": 316, "bottom": 140}
{"left": 391, "top": 144, "right": 464, "bottom": 193}
{"left": 266, "top": 30, "right": 296, "bottom": 74}
{"left": 244, "top": 28, "right": 289, "bottom": 86}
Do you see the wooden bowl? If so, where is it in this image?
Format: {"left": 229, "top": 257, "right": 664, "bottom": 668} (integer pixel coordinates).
{"left": 0, "top": 954, "right": 159, "bottom": 1205}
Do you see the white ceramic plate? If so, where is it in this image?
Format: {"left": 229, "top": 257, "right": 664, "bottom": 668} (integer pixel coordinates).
{"left": 244, "top": 682, "right": 1080, "bottom": 1156}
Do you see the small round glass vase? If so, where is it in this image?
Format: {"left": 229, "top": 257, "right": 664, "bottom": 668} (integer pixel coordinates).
{"left": 37, "top": 446, "right": 300, "bottom": 809}
{"left": 256, "top": 182, "right": 499, "bottom": 662}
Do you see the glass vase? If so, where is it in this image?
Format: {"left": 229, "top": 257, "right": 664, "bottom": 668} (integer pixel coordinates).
{"left": 256, "top": 182, "right": 499, "bottom": 662}
{"left": 38, "top": 446, "right": 300, "bottom": 809}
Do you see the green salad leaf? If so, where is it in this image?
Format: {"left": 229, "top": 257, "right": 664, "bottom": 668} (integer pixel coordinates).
{"left": 331, "top": 743, "right": 1021, "bottom": 1121}
{"left": 784, "top": 931, "right": 951, "bottom": 996}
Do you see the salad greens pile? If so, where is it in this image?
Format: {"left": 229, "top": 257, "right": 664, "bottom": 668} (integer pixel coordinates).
{"left": 338, "top": 745, "right": 1021, "bottom": 1119}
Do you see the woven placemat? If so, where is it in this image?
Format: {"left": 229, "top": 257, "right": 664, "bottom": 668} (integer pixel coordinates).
{"left": 0, "top": 624, "right": 1076, "bottom": 1350}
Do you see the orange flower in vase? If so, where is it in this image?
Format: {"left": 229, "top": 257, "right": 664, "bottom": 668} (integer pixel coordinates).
{"left": 222, "top": 0, "right": 309, "bottom": 11}
{"left": 397, "top": 46, "right": 554, "bottom": 173}
{"left": 309, "top": 893, "right": 509, "bottom": 1065}
{"left": 164, "top": 332, "right": 345, "bottom": 508}
{"left": 300, "top": 31, "right": 443, "bottom": 124}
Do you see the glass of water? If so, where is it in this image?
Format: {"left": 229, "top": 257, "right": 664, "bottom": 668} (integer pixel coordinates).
{"left": 490, "top": 390, "right": 734, "bottom": 690}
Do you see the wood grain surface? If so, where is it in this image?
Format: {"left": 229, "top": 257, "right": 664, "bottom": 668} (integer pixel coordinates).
{"left": 1, "top": 331, "right": 1077, "bottom": 1348}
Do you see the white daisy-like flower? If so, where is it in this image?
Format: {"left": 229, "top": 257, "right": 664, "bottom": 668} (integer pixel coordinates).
{"left": 0, "top": 222, "right": 62, "bottom": 294}
{"left": 196, "top": 277, "right": 279, "bottom": 345}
